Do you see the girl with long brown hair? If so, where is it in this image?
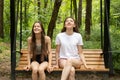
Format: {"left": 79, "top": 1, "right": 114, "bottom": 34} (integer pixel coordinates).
{"left": 24, "top": 21, "right": 52, "bottom": 80}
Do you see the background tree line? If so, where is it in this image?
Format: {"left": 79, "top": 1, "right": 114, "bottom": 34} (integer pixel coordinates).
{"left": 0, "top": 0, "right": 92, "bottom": 40}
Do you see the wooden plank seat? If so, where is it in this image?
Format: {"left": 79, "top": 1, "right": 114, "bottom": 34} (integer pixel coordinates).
{"left": 16, "top": 49, "right": 109, "bottom": 73}
{"left": 16, "top": 49, "right": 29, "bottom": 71}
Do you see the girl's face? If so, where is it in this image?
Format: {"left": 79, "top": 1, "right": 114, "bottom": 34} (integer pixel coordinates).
{"left": 65, "top": 18, "right": 75, "bottom": 29}
{"left": 33, "top": 23, "right": 42, "bottom": 34}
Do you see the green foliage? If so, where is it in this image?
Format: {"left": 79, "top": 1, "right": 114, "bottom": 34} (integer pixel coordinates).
{"left": 107, "top": 0, "right": 120, "bottom": 70}
{"left": 4, "top": 0, "right": 10, "bottom": 40}
{"left": 16, "top": 29, "right": 31, "bottom": 49}
{"left": 80, "top": 24, "right": 101, "bottom": 49}
{"left": 112, "top": 52, "right": 120, "bottom": 70}
{"left": 110, "top": 0, "right": 120, "bottom": 29}
{"left": 110, "top": 26, "right": 120, "bottom": 50}
{"left": 0, "top": 42, "right": 9, "bottom": 50}
{"left": 110, "top": 25, "right": 120, "bottom": 70}
{"left": 52, "top": 23, "right": 63, "bottom": 48}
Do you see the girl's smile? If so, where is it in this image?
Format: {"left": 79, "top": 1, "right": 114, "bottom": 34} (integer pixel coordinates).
{"left": 33, "top": 23, "right": 42, "bottom": 34}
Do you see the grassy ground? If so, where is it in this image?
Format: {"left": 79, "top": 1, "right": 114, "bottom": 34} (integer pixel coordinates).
{"left": 0, "top": 42, "right": 120, "bottom": 80}
{"left": 0, "top": 42, "right": 10, "bottom": 79}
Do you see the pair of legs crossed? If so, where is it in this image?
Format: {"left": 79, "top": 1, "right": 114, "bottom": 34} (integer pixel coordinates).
{"left": 59, "top": 58, "right": 82, "bottom": 80}
{"left": 31, "top": 61, "right": 48, "bottom": 80}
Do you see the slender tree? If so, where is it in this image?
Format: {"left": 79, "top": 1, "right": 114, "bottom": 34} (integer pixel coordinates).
{"left": 70, "top": 0, "right": 72, "bottom": 16}
{"left": 0, "top": 0, "right": 4, "bottom": 38}
{"left": 77, "top": 0, "right": 82, "bottom": 28}
{"left": 73, "top": 0, "right": 77, "bottom": 22}
{"left": 15, "top": 0, "right": 20, "bottom": 31}
{"left": 38, "top": 0, "right": 41, "bottom": 20}
{"left": 44, "top": 0, "right": 48, "bottom": 8}
{"left": 23, "top": 0, "right": 29, "bottom": 30}
{"left": 20, "top": 0, "right": 23, "bottom": 49}
{"left": 47, "top": 0, "right": 62, "bottom": 39}
{"left": 23, "top": 1, "right": 27, "bottom": 29}
{"left": 85, "top": 0, "right": 92, "bottom": 40}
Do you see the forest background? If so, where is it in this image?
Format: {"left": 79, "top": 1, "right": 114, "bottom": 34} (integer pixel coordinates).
{"left": 0, "top": 0, "right": 120, "bottom": 74}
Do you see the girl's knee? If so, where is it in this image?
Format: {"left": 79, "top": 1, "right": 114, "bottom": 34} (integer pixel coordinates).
{"left": 70, "top": 67, "right": 75, "bottom": 75}
{"left": 32, "top": 68, "right": 38, "bottom": 74}
{"left": 38, "top": 67, "right": 45, "bottom": 73}
{"left": 66, "top": 59, "right": 72, "bottom": 65}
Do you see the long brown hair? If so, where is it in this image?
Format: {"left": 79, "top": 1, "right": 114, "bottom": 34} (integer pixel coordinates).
{"left": 31, "top": 21, "right": 48, "bottom": 62}
{"left": 61, "top": 17, "right": 79, "bottom": 33}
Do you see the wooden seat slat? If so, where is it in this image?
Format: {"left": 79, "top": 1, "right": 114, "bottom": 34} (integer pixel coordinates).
{"left": 83, "top": 49, "right": 102, "bottom": 52}
{"left": 86, "top": 62, "right": 104, "bottom": 65}
{"left": 21, "top": 49, "right": 28, "bottom": 53}
{"left": 18, "top": 61, "right": 28, "bottom": 65}
{"left": 20, "top": 57, "right": 27, "bottom": 61}
{"left": 17, "top": 65, "right": 27, "bottom": 67}
{"left": 21, "top": 54, "right": 28, "bottom": 56}
{"left": 85, "top": 55, "right": 102, "bottom": 58}
{"left": 86, "top": 60, "right": 103, "bottom": 62}
{"left": 84, "top": 65, "right": 105, "bottom": 67}
{"left": 86, "top": 58, "right": 103, "bottom": 60}
{"left": 16, "top": 67, "right": 25, "bottom": 71}
{"left": 51, "top": 57, "right": 56, "bottom": 60}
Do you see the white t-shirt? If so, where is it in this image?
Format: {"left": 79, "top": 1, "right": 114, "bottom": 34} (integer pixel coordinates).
{"left": 56, "top": 32, "right": 83, "bottom": 59}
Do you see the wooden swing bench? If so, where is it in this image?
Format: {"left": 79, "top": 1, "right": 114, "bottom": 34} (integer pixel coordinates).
{"left": 16, "top": 49, "right": 109, "bottom": 73}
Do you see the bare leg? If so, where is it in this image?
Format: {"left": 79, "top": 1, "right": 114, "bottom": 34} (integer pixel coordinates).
{"left": 31, "top": 61, "right": 39, "bottom": 80}
{"left": 61, "top": 59, "right": 72, "bottom": 80}
{"left": 59, "top": 58, "right": 82, "bottom": 80}
{"left": 38, "top": 61, "right": 48, "bottom": 80}
{"left": 59, "top": 59, "right": 69, "bottom": 80}
{"left": 68, "top": 67, "right": 75, "bottom": 80}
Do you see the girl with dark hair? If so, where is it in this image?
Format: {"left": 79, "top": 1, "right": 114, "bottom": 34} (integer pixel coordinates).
{"left": 55, "top": 17, "right": 90, "bottom": 80}
{"left": 24, "top": 21, "right": 52, "bottom": 80}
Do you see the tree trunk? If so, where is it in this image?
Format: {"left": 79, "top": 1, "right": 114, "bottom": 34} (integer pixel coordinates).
{"left": 24, "top": 1, "right": 28, "bottom": 30}
{"left": 15, "top": 0, "right": 20, "bottom": 31}
{"left": 85, "top": 0, "right": 92, "bottom": 40}
{"left": 73, "top": 0, "right": 77, "bottom": 22}
{"left": 44, "top": 0, "right": 48, "bottom": 8}
{"left": 47, "top": 0, "right": 62, "bottom": 39}
{"left": 0, "top": 0, "right": 4, "bottom": 38}
{"left": 70, "top": 0, "right": 72, "bottom": 17}
{"left": 77, "top": 0, "right": 82, "bottom": 28}
{"left": 38, "top": 0, "right": 41, "bottom": 20}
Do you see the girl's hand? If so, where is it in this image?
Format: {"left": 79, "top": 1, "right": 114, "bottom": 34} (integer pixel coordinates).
{"left": 84, "top": 65, "right": 93, "bottom": 70}
{"left": 24, "top": 65, "right": 31, "bottom": 71}
{"left": 47, "top": 66, "right": 54, "bottom": 73}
